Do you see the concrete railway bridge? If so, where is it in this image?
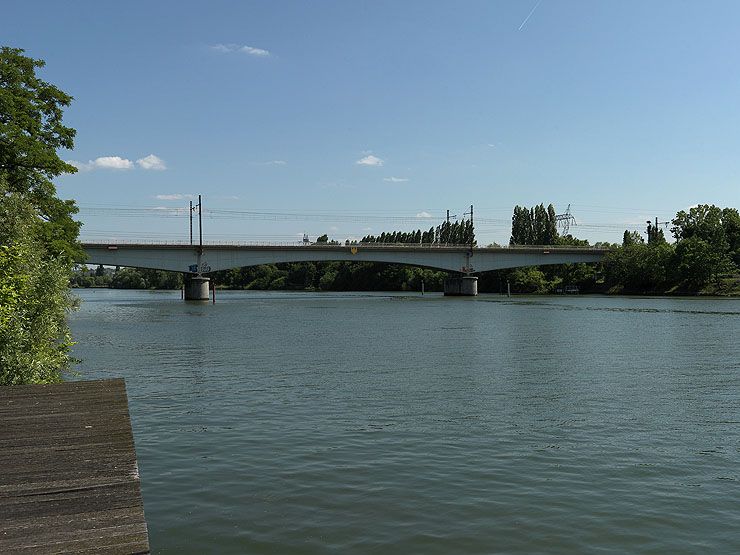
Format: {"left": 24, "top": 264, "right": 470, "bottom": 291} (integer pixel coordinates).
{"left": 80, "top": 242, "right": 608, "bottom": 299}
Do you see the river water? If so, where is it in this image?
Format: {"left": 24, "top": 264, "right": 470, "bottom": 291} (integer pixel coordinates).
{"left": 68, "top": 289, "right": 740, "bottom": 554}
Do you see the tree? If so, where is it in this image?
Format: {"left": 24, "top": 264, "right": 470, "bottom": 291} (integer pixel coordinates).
{"left": 673, "top": 236, "right": 732, "bottom": 288}
{"left": 0, "top": 48, "right": 79, "bottom": 384}
{"left": 646, "top": 222, "right": 666, "bottom": 245}
{"left": 0, "top": 192, "right": 75, "bottom": 384}
{"left": 509, "top": 267, "right": 548, "bottom": 293}
{"left": 622, "top": 230, "right": 644, "bottom": 246}
{"left": 671, "top": 205, "right": 728, "bottom": 247}
{"left": 603, "top": 242, "right": 673, "bottom": 293}
{"left": 721, "top": 207, "right": 740, "bottom": 267}
{"left": 510, "top": 204, "right": 559, "bottom": 245}
{"left": 671, "top": 204, "right": 737, "bottom": 279}
{"left": 0, "top": 47, "right": 81, "bottom": 260}
{"left": 110, "top": 268, "right": 146, "bottom": 289}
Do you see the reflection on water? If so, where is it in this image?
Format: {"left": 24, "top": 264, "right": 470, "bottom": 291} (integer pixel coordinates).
{"left": 70, "top": 290, "right": 740, "bottom": 554}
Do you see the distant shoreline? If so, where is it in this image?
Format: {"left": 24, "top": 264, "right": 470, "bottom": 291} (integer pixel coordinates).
{"left": 70, "top": 285, "right": 740, "bottom": 298}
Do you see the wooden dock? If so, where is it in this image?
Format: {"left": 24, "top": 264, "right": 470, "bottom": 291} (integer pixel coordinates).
{"left": 0, "top": 379, "right": 150, "bottom": 554}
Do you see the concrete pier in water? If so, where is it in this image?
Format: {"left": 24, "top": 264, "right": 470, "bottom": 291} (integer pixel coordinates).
{"left": 184, "top": 275, "right": 210, "bottom": 300}
{"left": 443, "top": 276, "right": 478, "bottom": 296}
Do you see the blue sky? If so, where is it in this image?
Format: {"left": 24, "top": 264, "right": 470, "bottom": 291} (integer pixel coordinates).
{"left": 3, "top": 1, "right": 739, "bottom": 245}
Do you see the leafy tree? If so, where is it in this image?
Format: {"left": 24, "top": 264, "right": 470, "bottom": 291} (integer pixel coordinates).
{"left": 721, "top": 207, "right": 740, "bottom": 267}
{"left": 671, "top": 205, "right": 727, "bottom": 246}
{"left": 510, "top": 204, "right": 559, "bottom": 245}
{"left": 110, "top": 268, "right": 146, "bottom": 289}
{"left": 138, "top": 269, "right": 183, "bottom": 289}
{"left": 603, "top": 242, "right": 673, "bottom": 293}
{"left": 0, "top": 192, "right": 75, "bottom": 384}
{"left": 0, "top": 47, "right": 81, "bottom": 260}
{"left": 673, "top": 236, "right": 733, "bottom": 288}
{"left": 622, "top": 230, "right": 644, "bottom": 246}
{"left": 0, "top": 48, "right": 81, "bottom": 384}
{"left": 671, "top": 204, "right": 737, "bottom": 280}
{"left": 509, "top": 267, "right": 548, "bottom": 293}
{"left": 646, "top": 222, "right": 666, "bottom": 245}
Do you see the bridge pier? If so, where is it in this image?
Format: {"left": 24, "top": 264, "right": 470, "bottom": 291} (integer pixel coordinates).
{"left": 444, "top": 275, "right": 478, "bottom": 296}
{"left": 184, "top": 275, "right": 210, "bottom": 300}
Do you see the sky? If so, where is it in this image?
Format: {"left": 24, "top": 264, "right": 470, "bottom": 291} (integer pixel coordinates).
{"left": 3, "top": 0, "right": 740, "bottom": 246}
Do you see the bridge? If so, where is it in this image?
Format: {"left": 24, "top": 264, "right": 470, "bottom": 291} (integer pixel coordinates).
{"left": 80, "top": 242, "right": 608, "bottom": 299}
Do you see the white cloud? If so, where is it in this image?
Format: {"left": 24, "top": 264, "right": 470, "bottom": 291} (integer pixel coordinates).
{"left": 68, "top": 156, "right": 134, "bottom": 171}
{"left": 250, "top": 160, "right": 287, "bottom": 166}
{"left": 94, "top": 156, "right": 133, "bottom": 170}
{"left": 211, "top": 43, "right": 270, "bottom": 57}
{"left": 356, "top": 154, "right": 384, "bottom": 166}
{"left": 155, "top": 193, "right": 196, "bottom": 201}
{"left": 383, "top": 176, "right": 408, "bottom": 183}
{"left": 240, "top": 45, "right": 270, "bottom": 56}
{"left": 137, "top": 154, "right": 167, "bottom": 170}
{"left": 69, "top": 154, "right": 167, "bottom": 172}
{"left": 416, "top": 211, "right": 432, "bottom": 219}
{"left": 330, "top": 226, "right": 339, "bottom": 232}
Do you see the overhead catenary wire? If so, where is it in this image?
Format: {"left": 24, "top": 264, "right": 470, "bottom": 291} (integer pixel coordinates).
{"left": 75, "top": 202, "right": 677, "bottom": 245}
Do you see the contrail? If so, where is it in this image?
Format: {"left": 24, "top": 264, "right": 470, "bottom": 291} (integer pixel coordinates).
{"left": 518, "top": 0, "right": 542, "bottom": 31}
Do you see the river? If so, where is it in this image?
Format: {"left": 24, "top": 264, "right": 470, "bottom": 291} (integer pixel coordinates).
{"left": 69, "top": 289, "right": 740, "bottom": 554}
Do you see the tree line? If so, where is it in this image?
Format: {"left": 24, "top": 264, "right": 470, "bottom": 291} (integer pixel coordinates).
{"left": 360, "top": 216, "right": 475, "bottom": 246}
{"left": 604, "top": 204, "right": 740, "bottom": 293}
{"left": 496, "top": 202, "right": 740, "bottom": 295}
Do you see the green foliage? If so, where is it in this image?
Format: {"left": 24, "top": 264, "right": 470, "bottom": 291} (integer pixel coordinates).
{"left": 723, "top": 207, "right": 740, "bottom": 266}
{"left": 673, "top": 237, "right": 733, "bottom": 288}
{"left": 70, "top": 265, "right": 111, "bottom": 287}
{"left": 623, "top": 230, "right": 644, "bottom": 246}
{"left": 83, "top": 267, "right": 184, "bottom": 289}
{"left": 646, "top": 223, "right": 666, "bottom": 245}
{"left": 110, "top": 268, "right": 147, "bottom": 289}
{"left": 510, "top": 204, "right": 558, "bottom": 245}
{"left": 603, "top": 243, "right": 673, "bottom": 292}
{"left": 0, "top": 193, "right": 74, "bottom": 384}
{"left": 606, "top": 204, "right": 739, "bottom": 293}
{"left": 556, "top": 234, "right": 590, "bottom": 246}
{"left": 0, "top": 48, "right": 80, "bottom": 384}
{"left": 672, "top": 205, "right": 728, "bottom": 245}
{"left": 669, "top": 204, "right": 738, "bottom": 287}
{"left": 508, "top": 267, "right": 548, "bottom": 293}
{"left": 0, "top": 47, "right": 81, "bottom": 261}
{"left": 361, "top": 217, "right": 475, "bottom": 246}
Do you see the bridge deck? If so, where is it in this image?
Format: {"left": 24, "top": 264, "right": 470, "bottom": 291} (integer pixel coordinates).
{"left": 80, "top": 242, "right": 608, "bottom": 274}
{"left": 0, "top": 379, "right": 149, "bottom": 554}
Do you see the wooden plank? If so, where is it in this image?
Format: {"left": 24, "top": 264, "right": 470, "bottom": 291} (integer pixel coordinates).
{"left": 0, "top": 379, "right": 150, "bottom": 554}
